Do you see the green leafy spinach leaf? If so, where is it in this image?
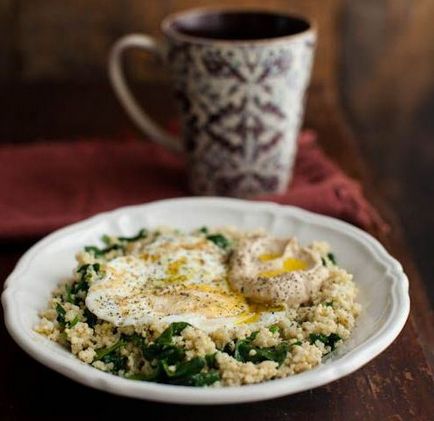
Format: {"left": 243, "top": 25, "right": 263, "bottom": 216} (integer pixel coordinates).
{"left": 84, "top": 244, "right": 123, "bottom": 258}
{"left": 83, "top": 307, "right": 98, "bottom": 328}
{"left": 181, "top": 371, "right": 220, "bottom": 387}
{"left": 141, "top": 322, "right": 189, "bottom": 364}
{"left": 327, "top": 252, "right": 337, "bottom": 265}
{"left": 55, "top": 303, "right": 67, "bottom": 328}
{"left": 66, "top": 263, "right": 100, "bottom": 304}
{"left": 118, "top": 228, "right": 148, "bottom": 243}
{"left": 94, "top": 338, "right": 127, "bottom": 372}
{"left": 206, "top": 234, "right": 231, "bottom": 250}
{"left": 268, "top": 325, "right": 281, "bottom": 334}
{"left": 95, "top": 338, "right": 126, "bottom": 360}
{"left": 233, "top": 331, "right": 289, "bottom": 366}
{"left": 205, "top": 352, "right": 218, "bottom": 369}
{"left": 127, "top": 322, "right": 219, "bottom": 387}
{"left": 161, "top": 356, "right": 205, "bottom": 379}
{"left": 55, "top": 304, "right": 80, "bottom": 329}
{"left": 84, "top": 229, "right": 147, "bottom": 259}
{"left": 309, "top": 333, "right": 341, "bottom": 351}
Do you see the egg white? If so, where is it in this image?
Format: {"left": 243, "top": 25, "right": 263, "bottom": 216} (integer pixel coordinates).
{"left": 85, "top": 234, "right": 287, "bottom": 331}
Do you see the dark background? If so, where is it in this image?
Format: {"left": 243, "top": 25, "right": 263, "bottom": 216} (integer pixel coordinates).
{"left": 1, "top": 0, "right": 433, "bottom": 303}
{"left": 0, "top": 2, "right": 433, "bottom": 419}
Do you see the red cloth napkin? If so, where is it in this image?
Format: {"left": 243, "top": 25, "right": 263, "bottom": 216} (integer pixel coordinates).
{"left": 0, "top": 130, "right": 387, "bottom": 242}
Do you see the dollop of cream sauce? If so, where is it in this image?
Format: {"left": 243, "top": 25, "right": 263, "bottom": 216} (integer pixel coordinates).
{"left": 228, "top": 234, "right": 329, "bottom": 306}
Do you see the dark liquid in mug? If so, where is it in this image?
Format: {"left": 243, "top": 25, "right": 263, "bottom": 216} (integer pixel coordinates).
{"left": 171, "top": 11, "right": 310, "bottom": 41}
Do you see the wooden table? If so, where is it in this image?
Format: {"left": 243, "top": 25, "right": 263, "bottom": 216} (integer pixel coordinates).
{"left": 1, "top": 82, "right": 433, "bottom": 420}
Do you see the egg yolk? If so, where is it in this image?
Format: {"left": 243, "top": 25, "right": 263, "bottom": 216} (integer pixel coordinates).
{"left": 258, "top": 253, "right": 308, "bottom": 278}
{"left": 235, "top": 311, "right": 261, "bottom": 324}
{"left": 235, "top": 303, "right": 285, "bottom": 325}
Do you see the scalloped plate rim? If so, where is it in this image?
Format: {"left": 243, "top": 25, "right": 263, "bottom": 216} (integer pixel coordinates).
{"left": 1, "top": 197, "right": 410, "bottom": 404}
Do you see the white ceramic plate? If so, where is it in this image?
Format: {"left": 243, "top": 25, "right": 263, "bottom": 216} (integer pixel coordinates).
{"left": 2, "top": 197, "right": 409, "bottom": 404}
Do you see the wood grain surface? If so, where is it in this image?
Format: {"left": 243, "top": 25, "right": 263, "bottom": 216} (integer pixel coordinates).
{"left": 2, "top": 0, "right": 433, "bottom": 113}
{"left": 1, "top": 0, "right": 342, "bottom": 91}
{"left": 0, "top": 82, "right": 433, "bottom": 420}
{"left": 1, "top": 0, "right": 433, "bottom": 418}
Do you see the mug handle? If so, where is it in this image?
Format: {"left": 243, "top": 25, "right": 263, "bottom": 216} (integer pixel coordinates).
{"left": 108, "top": 34, "right": 182, "bottom": 153}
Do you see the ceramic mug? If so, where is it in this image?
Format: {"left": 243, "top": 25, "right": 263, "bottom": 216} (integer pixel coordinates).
{"left": 109, "top": 8, "right": 316, "bottom": 197}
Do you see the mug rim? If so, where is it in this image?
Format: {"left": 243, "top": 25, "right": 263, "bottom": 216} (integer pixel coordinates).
{"left": 161, "top": 6, "right": 316, "bottom": 45}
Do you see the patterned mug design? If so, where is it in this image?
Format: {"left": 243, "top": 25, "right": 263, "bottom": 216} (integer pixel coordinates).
{"left": 109, "top": 9, "right": 316, "bottom": 197}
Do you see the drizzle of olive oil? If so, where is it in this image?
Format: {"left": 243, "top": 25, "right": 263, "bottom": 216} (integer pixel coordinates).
{"left": 258, "top": 253, "right": 308, "bottom": 278}
{"left": 235, "top": 311, "right": 261, "bottom": 324}
{"left": 259, "top": 253, "right": 282, "bottom": 262}
{"left": 235, "top": 303, "right": 285, "bottom": 325}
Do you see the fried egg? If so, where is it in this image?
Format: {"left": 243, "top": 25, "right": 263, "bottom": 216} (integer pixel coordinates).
{"left": 86, "top": 233, "right": 287, "bottom": 331}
